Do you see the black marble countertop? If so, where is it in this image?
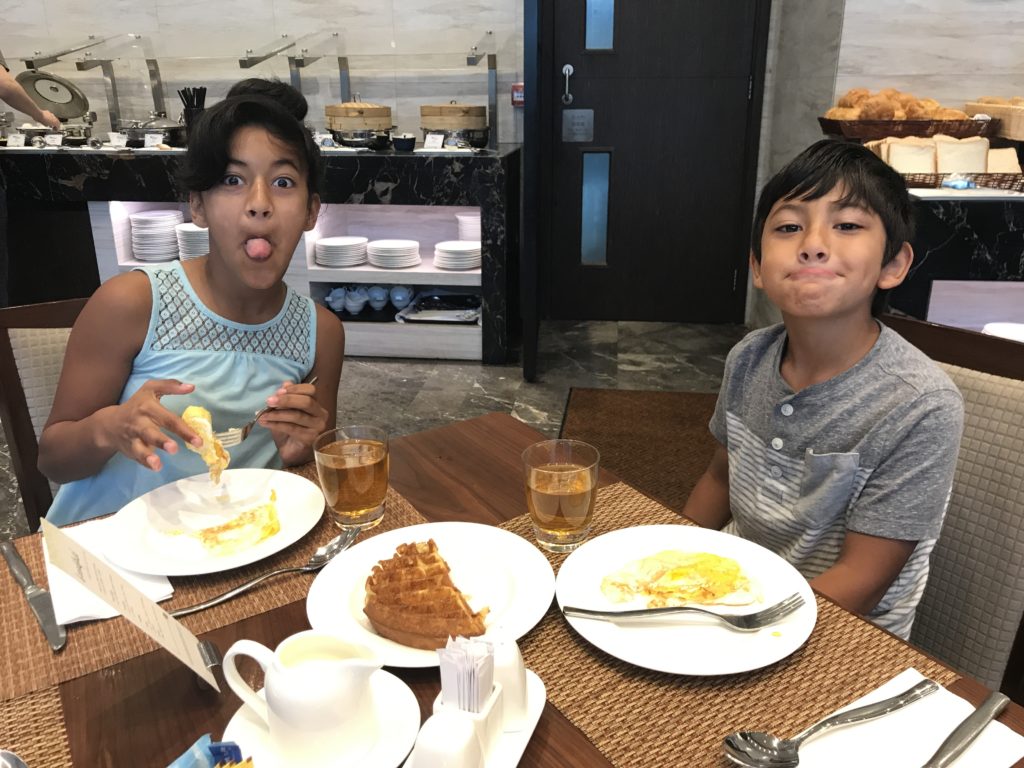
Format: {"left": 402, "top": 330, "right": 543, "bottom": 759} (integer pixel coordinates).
{"left": 0, "top": 143, "right": 522, "bottom": 363}
{"left": 0, "top": 144, "right": 521, "bottom": 204}
{"left": 890, "top": 195, "right": 1024, "bottom": 318}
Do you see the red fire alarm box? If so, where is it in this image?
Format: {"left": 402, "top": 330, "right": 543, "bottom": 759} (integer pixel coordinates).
{"left": 511, "top": 83, "right": 525, "bottom": 107}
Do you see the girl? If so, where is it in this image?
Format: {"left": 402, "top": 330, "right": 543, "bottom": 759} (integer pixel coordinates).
{"left": 38, "top": 94, "right": 344, "bottom": 525}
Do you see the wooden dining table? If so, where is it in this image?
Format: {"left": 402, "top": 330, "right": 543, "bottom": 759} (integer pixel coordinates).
{"left": 3, "top": 412, "right": 1024, "bottom": 767}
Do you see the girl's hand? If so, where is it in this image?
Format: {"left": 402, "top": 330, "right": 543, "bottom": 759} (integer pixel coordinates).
{"left": 102, "top": 379, "right": 200, "bottom": 471}
{"left": 260, "top": 379, "right": 328, "bottom": 465}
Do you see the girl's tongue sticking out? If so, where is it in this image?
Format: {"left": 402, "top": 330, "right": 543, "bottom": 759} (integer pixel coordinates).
{"left": 244, "top": 238, "right": 272, "bottom": 260}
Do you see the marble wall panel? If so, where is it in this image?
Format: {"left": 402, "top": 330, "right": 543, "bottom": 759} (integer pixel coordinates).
{"left": 154, "top": 0, "right": 278, "bottom": 58}
{"left": 0, "top": 2, "right": 49, "bottom": 58}
{"left": 836, "top": 0, "right": 1024, "bottom": 104}
{"left": 1, "top": 0, "right": 524, "bottom": 141}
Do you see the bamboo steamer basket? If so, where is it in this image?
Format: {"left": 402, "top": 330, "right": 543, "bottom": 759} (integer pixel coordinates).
{"left": 420, "top": 103, "right": 488, "bottom": 131}
{"left": 325, "top": 101, "right": 393, "bottom": 131}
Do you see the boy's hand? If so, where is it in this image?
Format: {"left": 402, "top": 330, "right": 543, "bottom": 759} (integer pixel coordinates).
{"left": 260, "top": 379, "right": 328, "bottom": 465}
{"left": 102, "top": 379, "right": 200, "bottom": 471}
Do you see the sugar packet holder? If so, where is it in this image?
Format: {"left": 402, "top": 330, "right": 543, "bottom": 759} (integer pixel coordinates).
{"left": 407, "top": 636, "right": 534, "bottom": 766}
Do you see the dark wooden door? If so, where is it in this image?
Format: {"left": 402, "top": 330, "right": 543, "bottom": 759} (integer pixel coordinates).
{"left": 543, "top": 0, "right": 768, "bottom": 321}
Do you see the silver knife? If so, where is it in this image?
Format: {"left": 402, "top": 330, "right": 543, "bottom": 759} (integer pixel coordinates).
{"left": 920, "top": 690, "right": 1010, "bottom": 767}
{"left": 1, "top": 540, "right": 67, "bottom": 652}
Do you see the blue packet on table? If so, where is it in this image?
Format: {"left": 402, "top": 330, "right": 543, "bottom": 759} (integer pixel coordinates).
{"left": 166, "top": 734, "right": 245, "bottom": 768}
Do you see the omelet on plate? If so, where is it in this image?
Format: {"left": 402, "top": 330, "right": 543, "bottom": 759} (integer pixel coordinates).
{"left": 196, "top": 490, "right": 280, "bottom": 556}
{"left": 601, "top": 550, "right": 759, "bottom": 608}
{"left": 182, "top": 405, "right": 230, "bottom": 484}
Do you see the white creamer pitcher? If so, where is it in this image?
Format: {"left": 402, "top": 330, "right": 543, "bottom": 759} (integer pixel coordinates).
{"left": 223, "top": 630, "right": 381, "bottom": 763}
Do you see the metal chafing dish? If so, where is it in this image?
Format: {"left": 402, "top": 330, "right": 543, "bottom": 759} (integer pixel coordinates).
{"left": 420, "top": 102, "right": 489, "bottom": 148}
{"left": 116, "top": 111, "right": 185, "bottom": 148}
{"left": 14, "top": 69, "right": 95, "bottom": 146}
{"left": 324, "top": 100, "right": 393, "bottom": 150}
{"left": 0, "top": 112, "right": 14, "bottom": 145}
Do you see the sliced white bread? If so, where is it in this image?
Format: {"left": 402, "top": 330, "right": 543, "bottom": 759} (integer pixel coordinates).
{"left": 888, "top": 141, "right": 936, "bottom": 173}
{"left": 987, "top": 147, "right": 1022, "bottom": 173}
{"left": 935, "top": 136, "right": 989, "bottom": 173}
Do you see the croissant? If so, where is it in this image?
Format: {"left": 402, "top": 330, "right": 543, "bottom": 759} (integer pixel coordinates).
{"left": 858, "top": 96, "right": 897, "bottom": 120}
{"left": 837, "top": 88, "right": 870, "bottom": 108}
{"left": 824, "top": 106, "right": 860, "bottom": 120}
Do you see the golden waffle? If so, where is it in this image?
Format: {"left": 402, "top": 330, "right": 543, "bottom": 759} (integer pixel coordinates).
{"left": 363, "top": 540, "right": 488, "bottom": 650}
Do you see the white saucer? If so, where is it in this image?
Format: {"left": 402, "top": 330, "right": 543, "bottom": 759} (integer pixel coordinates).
{"left": 222, "top": 669, "right": 421, "bottom": 768}
{"left": 403, "top": 670, "right": 547, "bottom": 768}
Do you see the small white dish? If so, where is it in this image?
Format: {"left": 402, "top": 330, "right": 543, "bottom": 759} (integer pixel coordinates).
{"left": 404, "top": 670, "right": 546, "bottom": 768}
{"left": 223, "top": 669, "right": 420, "bottom": 768}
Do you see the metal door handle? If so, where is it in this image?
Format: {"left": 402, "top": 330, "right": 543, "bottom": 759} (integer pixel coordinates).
{"left": 562, "top": 64, "right": 574, "bottom": 105}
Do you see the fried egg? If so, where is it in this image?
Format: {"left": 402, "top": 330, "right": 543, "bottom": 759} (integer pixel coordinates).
{"left": 182, "top": 405, "right": 230, "bottom": 484}
{"left": 601, "top": 550, "right": 759, "bottom": 608}
{"left": 196, "top": 490, "right": 280, "bottom": 556}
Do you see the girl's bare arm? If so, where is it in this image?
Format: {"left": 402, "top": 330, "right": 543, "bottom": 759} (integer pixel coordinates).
{"left": 38, "top": 272, "right": 199, "bottom": 482}
{"left": 261, "top": 304, "right": 344, "bottom": 466}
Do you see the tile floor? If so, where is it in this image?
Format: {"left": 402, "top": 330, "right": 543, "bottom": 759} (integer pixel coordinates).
{"left": 0, "top": 320, "right": 747, "bottom": 538}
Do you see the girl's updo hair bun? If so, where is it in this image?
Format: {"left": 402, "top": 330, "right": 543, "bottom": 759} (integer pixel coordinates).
{"left": 177, "top": 94, "right": 322, "bottom": 199}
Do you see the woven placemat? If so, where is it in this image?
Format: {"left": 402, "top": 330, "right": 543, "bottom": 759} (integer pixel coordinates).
{"left": 0, "top": 475, "right": 427, "bottom": 702}
{"left": 501, "top": 482, "right": 960, "bottom": 767}
{"left": 0, "top": 687, "right": 72, "bottom": 768}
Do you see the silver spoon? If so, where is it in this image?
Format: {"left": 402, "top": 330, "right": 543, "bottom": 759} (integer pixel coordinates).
{"left": 0, "top": 750, "right": 29, "bottom": 768}
{"left": 723, "top": 679, "right": 939, "bottom": 767}
{"left": 169, "top": 527, "right": 359, "bottom": 618}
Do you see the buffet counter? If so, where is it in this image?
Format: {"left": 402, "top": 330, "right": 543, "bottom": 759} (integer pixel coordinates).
{"left": 890, "top": 189, "right": 1024, "bottom": 322}
{"left": 0, "top": 145, "right": 521, "bottom": 363}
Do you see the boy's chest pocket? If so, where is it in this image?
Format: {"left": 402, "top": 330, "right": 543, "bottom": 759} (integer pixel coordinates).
{"left": 793, "top": 450, "right": 861, "bottom": 526}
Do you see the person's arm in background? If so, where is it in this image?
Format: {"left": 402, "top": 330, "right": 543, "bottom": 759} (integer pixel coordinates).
{"left": 0, "top": 66, "right": 61, "bottom": 130}
{"left": 681, "top": 444, "right": 732, "bottom": 529}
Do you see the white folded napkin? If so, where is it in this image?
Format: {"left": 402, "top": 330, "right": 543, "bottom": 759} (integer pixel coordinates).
{"left": 43, "top": 517, "right": 173, "bottom": 624}
{"left": 797, "top": 668, "right": 1024, "bottom": 767}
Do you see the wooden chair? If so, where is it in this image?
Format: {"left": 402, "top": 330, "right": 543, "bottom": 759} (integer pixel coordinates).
{"left": 0, "top": 299, "right": 87, "bottom": 532}
{"left": 882, "top": 313, "right": 1024, "bottom": 704}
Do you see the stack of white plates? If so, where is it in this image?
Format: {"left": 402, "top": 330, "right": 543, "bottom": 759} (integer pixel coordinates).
{"left": 456, "top": 213, "right": 481, "bottom": 241}
{"left": 130, "top": 210, "right": 184, "bottom": 262}
{"left": 434, "top": 240, "right": 481, "bottom": 270}
{"left": 316, "top": 236, "right": 368, "bottom": 266}
{"left": 175, "top": 222, "right": 209, "bottom": 260}
{"left": 367, "top": 239, "right": 421, "bottom": 269}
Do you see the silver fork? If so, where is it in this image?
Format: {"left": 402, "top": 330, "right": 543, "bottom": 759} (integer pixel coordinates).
{"left": 561, "top": 592, "right": 805, "bottom": 632}
{"left": 215, "top": 375, "right": 318, "bottom": 448}
{"left": 168, "top": 527, "right": 358, "bottom": 618}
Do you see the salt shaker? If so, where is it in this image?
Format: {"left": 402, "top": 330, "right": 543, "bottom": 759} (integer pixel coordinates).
{"left": 492, "top": 639, "right": 529, "bottom": 731}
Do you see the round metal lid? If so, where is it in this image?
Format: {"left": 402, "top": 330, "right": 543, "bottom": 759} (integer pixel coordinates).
{"left": 15, "top": 69, "right": 89, "bottom": 120}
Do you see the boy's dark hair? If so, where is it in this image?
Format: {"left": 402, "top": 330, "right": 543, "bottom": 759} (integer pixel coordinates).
{"left": 178, "top": 94, "right": 322, "bottom": 201}
{"left": 226, "top": 78, "right": 308, "bottom": 121}
{"left": 751, "top": 139, "right": 914, "bottom": 315}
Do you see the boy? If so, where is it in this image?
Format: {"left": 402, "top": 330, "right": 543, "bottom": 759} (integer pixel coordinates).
{"left": 682, "top": 140, "right": 964, "bottom": 638}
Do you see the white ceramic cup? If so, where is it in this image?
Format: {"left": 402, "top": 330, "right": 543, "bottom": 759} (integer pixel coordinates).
{"left": 223, "top": 630, "right": 382, "bottom": 762}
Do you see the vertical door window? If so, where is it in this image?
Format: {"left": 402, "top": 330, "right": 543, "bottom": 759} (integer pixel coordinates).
{"left": 580, "top": 152, "right": 610, "bottom": 266}
{"left": 585, "top": 0, "right": 615, "bottom": 50}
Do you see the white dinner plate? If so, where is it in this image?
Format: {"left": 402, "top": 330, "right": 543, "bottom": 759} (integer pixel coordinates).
{"left": 223, "top": 669, "right": 419, "bottom": 768}
{"left": 555, "top": 525, "right": 817, "bottom": 675}
{"left": 103, "top": 468, "right": 324, "bottom": 576}
{"left": 307, "top": 522, "right": 555, "bottom": 667}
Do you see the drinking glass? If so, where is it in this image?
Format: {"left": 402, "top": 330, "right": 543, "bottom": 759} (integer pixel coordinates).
{"left": 314, "top": 426, "right": 389, "bottom": 530}
{"left": 522, "top": 439, "right": 600, "bottom": 552}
